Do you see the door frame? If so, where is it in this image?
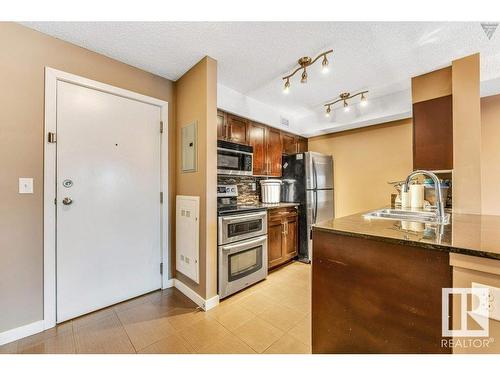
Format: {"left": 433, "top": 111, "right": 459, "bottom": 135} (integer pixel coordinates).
{"left": 43, "top": 67, "right": 170, "bottom": 329}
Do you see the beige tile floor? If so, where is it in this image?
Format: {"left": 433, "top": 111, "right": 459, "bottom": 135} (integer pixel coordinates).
{"left": 0, "top": 261, "right": 311, "bottom": 354}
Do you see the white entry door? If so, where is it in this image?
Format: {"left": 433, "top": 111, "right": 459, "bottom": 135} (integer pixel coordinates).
{"left": 56, "top": 80, "right": 162, "bottom": 322}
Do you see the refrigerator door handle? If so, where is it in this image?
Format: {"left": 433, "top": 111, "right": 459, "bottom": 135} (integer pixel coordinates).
{"left": 312, "top": 189, "right": 317, "bottom": 223}
{"left": 312, "top": 158, "right": 318, "bottom": 190}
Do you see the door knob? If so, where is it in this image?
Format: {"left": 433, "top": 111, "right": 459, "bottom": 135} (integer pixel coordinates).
{"left": 62, "top": 197, "right": 73, "bottom": 205}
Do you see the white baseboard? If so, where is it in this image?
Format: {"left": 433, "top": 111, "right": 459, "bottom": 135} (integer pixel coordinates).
{"left": 204, "top": 294, "right": 220, "bottom": 311}
{"left": 162, "top": 278, "right": 175, "bottom": 289}
{"left": 173, "top": 278, "right": 219, "bottom": 311}
{"left": 0, "top": 320, "right": 45, "bottom": 346}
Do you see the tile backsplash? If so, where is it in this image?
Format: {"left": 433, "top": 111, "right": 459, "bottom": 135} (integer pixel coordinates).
{"left": 218, "top": 175, "right": 267, "bottom": 205}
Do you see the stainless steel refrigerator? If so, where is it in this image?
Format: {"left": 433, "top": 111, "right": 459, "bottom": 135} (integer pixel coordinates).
{"left": 281, "top": 152, "right": 334, "bottom": 262}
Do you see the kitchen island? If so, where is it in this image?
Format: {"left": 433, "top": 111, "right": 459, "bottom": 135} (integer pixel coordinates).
{"left": 311, "top": 209, "right": 500, "bottom": 354}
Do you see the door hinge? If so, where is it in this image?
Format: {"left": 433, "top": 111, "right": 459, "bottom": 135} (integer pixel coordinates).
{"left": 160, "top": 192, "right": 163, "bottom": 204}
{"left": 160, "top": 262, "right": 164, "bottom": 275}
{"left": 48, "top": 132, "right": 57, "bottom": 143}
{"left": 160, "top": 121, "right": 164, "bottom": 134}
{"left": 54, "top": 198, "right": 57, "bottom": 205}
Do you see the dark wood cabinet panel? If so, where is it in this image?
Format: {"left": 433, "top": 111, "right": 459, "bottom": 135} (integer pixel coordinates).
{"left": 268, "top": 218, "right": 285, "bottom": 269}
{"left": 283, "top": 214, "right": 298, "bottom": 260}
{"left": 268, "top": 207, "right": 298, "bottom": 269}
{"left": 226, "top": 114, "right": 248, "bottom": 144}
{"left": 266, "top": 128, "right": 282, "bottom": 177}
{"left": 217, "top": 110, "right": 227, "bottom": 140}
{"left": 413, "top": 95, "right": 453, "bottom": 170}
{"left": 297, "top": 137, "right": 308, "bottom": 153}
{"left": 282, "top": 133, "right": 297, "bottom": 155}
{"left": 248, "top": 122, "right": 267, "bottom": 175}
{"left": 312, "top": 229, "right": 452, "bottom": 354}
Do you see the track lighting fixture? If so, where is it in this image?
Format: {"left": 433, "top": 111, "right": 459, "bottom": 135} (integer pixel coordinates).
{"left": 282, "top": 50, "right": 333, "bottom": 92}
{"left": 324, "top": 91, "right": 368, "bottom": 116}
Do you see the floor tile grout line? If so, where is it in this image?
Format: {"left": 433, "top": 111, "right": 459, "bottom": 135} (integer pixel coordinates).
{"left": 113, "top": 308, "right": 138, "bottom": 354}
{"left": 70, "top": 320, "right": 78, "bottom": 354}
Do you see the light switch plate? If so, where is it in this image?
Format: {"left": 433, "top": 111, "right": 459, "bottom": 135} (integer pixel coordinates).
{"left": 19, "top": 178, "right": 34, "bottom": 194}
{"left": 472, "top": 282, "right": 500, "bottom": 322}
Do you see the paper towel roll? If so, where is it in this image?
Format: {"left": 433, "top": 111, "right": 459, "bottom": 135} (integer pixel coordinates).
{"left": 401, "top": 191, "right": 410, "bottom": 208}
{"left": 410, "top": 184, "right": 424, "bottom": 208}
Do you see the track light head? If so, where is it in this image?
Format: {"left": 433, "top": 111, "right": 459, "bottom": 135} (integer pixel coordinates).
{"left": 301, "top": 69, "right": 308, "bottom": 83}
{"left": 321, "top": 55, "right": 329, "bottom": 73}
{"left": 283, "top": 79, "right": 290, "bottom": 94}
{"left": 360, "top": 93, "right": 367, "bottom": 106}
{"left": 343, "top": 100, "right": 350, "bottom": 112}
{"left": 325, "top": 105, "right": 331, "bottom": 117}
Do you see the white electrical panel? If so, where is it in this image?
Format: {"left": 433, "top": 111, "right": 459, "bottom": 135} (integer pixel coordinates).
{"left": 176, "top": 195, "right": 200, "bottom": 283}
{"left": 181, "top": 122, "right": 197, "bottom": 173}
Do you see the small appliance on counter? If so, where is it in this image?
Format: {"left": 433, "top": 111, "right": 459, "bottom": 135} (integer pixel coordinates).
{"left": 260, "top": 179, "right": 282, "bottom": 203}
{"left": 281, "top": 152, "right": 334, "bottom": 263}
{"left": 217, "top": 184, "right": 268, "bottom": 299}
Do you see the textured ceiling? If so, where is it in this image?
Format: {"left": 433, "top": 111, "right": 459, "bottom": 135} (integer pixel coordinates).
{"left": 22, "top": 22, "right": 500, "bottom": 135}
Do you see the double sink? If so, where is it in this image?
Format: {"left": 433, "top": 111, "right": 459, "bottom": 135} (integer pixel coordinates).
{"left": 364, "top": 208, "right": 450, "bottom": 224}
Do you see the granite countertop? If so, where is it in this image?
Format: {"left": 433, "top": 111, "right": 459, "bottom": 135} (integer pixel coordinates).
{"left": 313, "top": 207, "right": 500, "bottom": 260}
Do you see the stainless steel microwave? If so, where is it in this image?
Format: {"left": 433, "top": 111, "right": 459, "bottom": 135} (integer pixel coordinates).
{"left": 217, "top": 140, "right": 253, "bottom": 176}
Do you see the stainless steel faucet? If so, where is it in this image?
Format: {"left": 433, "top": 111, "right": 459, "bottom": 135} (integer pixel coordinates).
{"left": 402, "top": 170, "right": 446, "bottom": 222}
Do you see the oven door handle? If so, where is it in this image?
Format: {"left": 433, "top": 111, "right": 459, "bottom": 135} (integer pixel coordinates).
{"left": 220, "top": 235, "right": 267, "bottom": 253}
{"left": 221, "top": 212, "right": 267, "bottom": 225}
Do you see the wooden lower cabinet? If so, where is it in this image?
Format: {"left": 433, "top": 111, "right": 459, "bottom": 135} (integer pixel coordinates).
{"left": 312, "top": 229, "right": 452, "bottom": 354}
{"left": 267, "top": 207, "right": 298, "bottom": 269}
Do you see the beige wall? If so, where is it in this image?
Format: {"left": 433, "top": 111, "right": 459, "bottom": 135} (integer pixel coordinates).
{"left": 481, "top": 94, "right": 500, "bottom": 215}
{"left": 308, "top": 119, "right": 413, "bottom": 218}
{"left": 0, "top": 23, "right": 176, "bottom": 333}
{"left": 175, "top": 57, "right": 217, "bottom": 299}
{"left": 452, "top": 54, "right": 482, "bottom": 214}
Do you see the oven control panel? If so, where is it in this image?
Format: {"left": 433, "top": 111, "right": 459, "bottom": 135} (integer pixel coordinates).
{"left": 217, "top": 184, "right": 238, "bottom": 197}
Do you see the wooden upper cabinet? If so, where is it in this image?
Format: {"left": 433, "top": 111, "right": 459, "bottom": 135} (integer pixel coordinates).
{"left": 282, "top": 133, "right": 297, "bottom": 155}
{"left": 297, "top": 137, "right": 308, "bottom": 153}
{"left": 248, "top": 122, "right": 267, "bottom": 175}
{"left": 217, "top": 110, "right": 227, "bottom": 140}
{"left": 413, "top": 95, "right": 453, "bottom": 171}
{"left": 226, "top": 114, "right": 248, "bottom": 144}
{"left": 282, "top": 132, "right": 308, "bottom": 155}
{"left": 266, "top": 127, "right": 282, "bottom": 177}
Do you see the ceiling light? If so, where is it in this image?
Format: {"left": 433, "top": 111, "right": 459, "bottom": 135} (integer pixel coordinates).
{"left": 325, "top": 105, "right": 331, "bottom": 117}
{"left": 360, "top": 93, "right": 367, "bottom": 106}
{"left": 323, "top": 90, "right": 368, "bottom": 114}
{"left": 301, "top": 69, "right": 308, "bottom": 83}
{"left": 321, "top": 55, "right": 329, "bottom": 74}
{"left": 283, "top": 78, "right": 290, "bottom": 94}
{"left": 343, "top": 101, "right": 350, "bottom": 112}
{"left": 282, "top": 50, "right": 333, "bottom": 90}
